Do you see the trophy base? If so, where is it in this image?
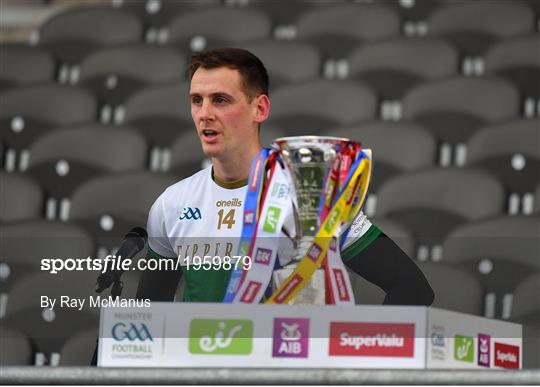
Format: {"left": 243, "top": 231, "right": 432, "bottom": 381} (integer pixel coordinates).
{"left": 271, "top": 267, "right": 326, "bottom": 305}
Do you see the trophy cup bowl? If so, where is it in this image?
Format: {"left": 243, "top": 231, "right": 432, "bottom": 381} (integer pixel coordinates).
{"left": 270, "top": 136, "right": 371, "bottom": 305}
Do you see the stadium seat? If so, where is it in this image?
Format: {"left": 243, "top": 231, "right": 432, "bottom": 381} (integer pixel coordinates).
{"left": 0, "top": 327, "right": 33, "bottom": 365}
{"left": 0, "top": 221, "right": 94, "bottom": 305}
{"left": 166, "top": 8, "right": 272, "bottom": 53}
{"left": 329, "top": 122, "right": 437, "bottom": 194}
{"left": 485, "top": 34, "right": 540, "bottom": 118}
{"left": 239, "top": 40, "right": 322, "bottom": 87}
{"left": 59, "top": 327, "right": 98, "bottom": 366}
{"left": 260, "top": 125, "right": 287, "bottom": 149}
{"left": 442, "top": 216, "right": 540, "bottom": 318}
{"left": 77, "top": 45, "right": 186, "bottom": 122}
{"left": 510, "top": 272, "right": 540, "bottom": 369}
{"left": 535, "top": 182, "right": 540, "bottom": 213}
{"left": 0, "top": 84, "right": 97, "bottom": 172}
{"left": 295, "top": 4, "right": 400, "bottom": 60}
{"left": 3, "top": 271, "right": 100, "bottom": 360}
{"left": 167, "top": 131, "right": 213, "bottom": 178}
{"left": 36, "top": 6, "right": 143, "bottom": 66}
{"left": 68, "top": 171, "right": 176, "bottom": 257}
{"left": 112, "top": 0, "right": 221, "bottom": 36}
{"left": 375, "top": 168, "right": 505, "bottom": 260}
{"left": 0, "top": 172, "right": 43, "bottom": 222}
{"left": 427, "top": 1, "right": 535, "bottom": 58}
{"left": 465, "top": 119, "right": 540, "bottom": 214}
{"left": 511, "top": 272, "right": 540, "bottom": 325}
{"left": 25, "top": 125, "right": 148, "bottom": 220}
{"left": 267, "top": 80, "right": 377, "bottom": 135}
{"left": 0, "top": 44, "right": 55, "bottom": 90}
{"left": 402, "top": 76, "right": 520, "bottom": 166}
{"left": 122, "top": 83, "right": 192, "bottom": 148}
{"left": 418, "top": 262, "right": 484, "bottom": 316}
{"left": 347, "top": 38, "right": 459, "bottom": 102}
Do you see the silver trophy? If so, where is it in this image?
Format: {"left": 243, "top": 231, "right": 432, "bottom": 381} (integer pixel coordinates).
{"left": 270, "top": 136, "right": 371, "bottom": 305}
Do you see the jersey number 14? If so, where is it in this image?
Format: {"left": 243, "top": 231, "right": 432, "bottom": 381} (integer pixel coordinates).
{"left": 217, "top": 209, "right": 236, "bottom": 230}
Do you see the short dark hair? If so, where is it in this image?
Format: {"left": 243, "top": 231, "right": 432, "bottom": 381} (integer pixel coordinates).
{"left": 189, "top": 48, "right": 269, "bottom": 101}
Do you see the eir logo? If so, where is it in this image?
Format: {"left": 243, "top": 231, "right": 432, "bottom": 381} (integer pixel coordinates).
{"left": 179, "top": 207, "right": 202, "bottom": 220}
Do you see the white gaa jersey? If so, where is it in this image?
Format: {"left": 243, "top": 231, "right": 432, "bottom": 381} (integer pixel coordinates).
{"left": 148, "top": 166, "right": 374, "bottom": 261}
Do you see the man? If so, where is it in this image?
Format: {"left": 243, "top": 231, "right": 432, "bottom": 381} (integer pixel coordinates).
{"left": 137, "top": 48, "right": 434, "bottom": 305}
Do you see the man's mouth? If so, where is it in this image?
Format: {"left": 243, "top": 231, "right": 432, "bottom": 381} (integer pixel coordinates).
{"left": 202, "top": 129, "right": 219, "bottom": 139}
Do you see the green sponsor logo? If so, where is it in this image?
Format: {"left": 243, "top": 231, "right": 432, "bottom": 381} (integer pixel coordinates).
{"left": 324, "top": 207, "right": 342, "bottom": 233}
{"left": 454, "top": 335, "right": 474, "bottom": 362}
{"left": 263, "top": 206, "right": 281, "bottom": 233}
{"left": 189, "top": 319, "right": 253, "bottom": 355}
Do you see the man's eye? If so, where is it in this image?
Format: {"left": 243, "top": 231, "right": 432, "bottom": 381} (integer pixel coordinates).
{"left": 191, "top": 97, "right": 202, "bottom": 105}
{"left": 215, "top": 96, "right": 228, "bottom": 104}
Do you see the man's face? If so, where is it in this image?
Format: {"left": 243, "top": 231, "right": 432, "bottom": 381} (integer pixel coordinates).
{"left": 190, "top": 67, "right": 264, "bottom": 159}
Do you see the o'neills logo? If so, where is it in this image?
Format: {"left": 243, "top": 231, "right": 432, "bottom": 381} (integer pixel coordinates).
{"left": 494, "top": 342, "right": 519, "bottom": 369}
{"left": 240, "top": 281, "right": 262, "bottom": 303}
{"left": 275, "top": 274, "right": 302, "bottom": 303}
{"left": 250, "top": 156, "right": 263, "bottom": 192}
{"left": 332, "top": 269, "right": 350, "bottom": 301}
{"left": 329, "top": 322, "right": 415, "bottom": 357}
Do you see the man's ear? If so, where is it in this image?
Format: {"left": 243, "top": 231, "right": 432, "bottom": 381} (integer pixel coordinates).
{"left": 253, "top": 94, "right": 270, "bottom": 124}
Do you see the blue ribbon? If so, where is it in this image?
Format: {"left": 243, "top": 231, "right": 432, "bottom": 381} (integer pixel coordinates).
{"left": 223, "top": 148, "right": 271, "bottom": 302}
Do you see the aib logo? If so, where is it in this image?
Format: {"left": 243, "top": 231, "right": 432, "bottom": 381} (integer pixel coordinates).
{"left": 179, "top": 207, "right": 202, "bottom": 220}
{"left": 272, "top": 318, "right": 309, "bottom": 358}
{"left": 112, "top": 322, "right": 153, "bottom": 341}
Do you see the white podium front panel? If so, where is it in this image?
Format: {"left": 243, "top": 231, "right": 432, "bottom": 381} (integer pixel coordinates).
{"left": 97, "top": 303, "right": 521, "bottom": 369}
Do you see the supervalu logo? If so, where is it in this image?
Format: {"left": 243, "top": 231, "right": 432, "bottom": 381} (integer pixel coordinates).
{"left": 189, "top": 319, "right": 253, "bottom": 355}
{"left": 329, "top": 322, "right": 415, "bottom": 357}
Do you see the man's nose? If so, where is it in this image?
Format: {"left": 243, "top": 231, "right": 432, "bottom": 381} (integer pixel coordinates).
{"left": 197, "top": 99, "right": 214, "bottom": 121}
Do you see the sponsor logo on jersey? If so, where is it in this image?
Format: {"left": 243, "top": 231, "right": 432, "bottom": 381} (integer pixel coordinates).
{"left": 263, "top": 206, "right": 281, "bottom": 233}
{"left": 244, "top": 210, "right": 255, "bottom": 225}
{"left": 329, "top": 322, "right": 415, "bottom": 357}
{"left": 215, "top": 198, "right": 242, "bottom": 207}
{"left": 478, "top": 334, "right": 491, "bottom": 367}
{"left": 274, "top": 274, "right": 303, "bottom": 303}
{"left": 430, "top": 325, "right": 446, "bottom": 361}
{"left": 272, "top": 318, "right": 309, "bottom": 358}
{"left": 254, "top": 248, "right": 272, "bottom": 265}
{"left": 112, "top": 322, "right": 153, "bottom": 342}
{"left": 179, "top": 207, "right": 202, "bottom": 220}
{"left": 332, "top": 268, "right": 350, "bottom": 301}
{"left": 307, "top": 244, "right": 322, "bottom": 262}
{"left": 454, "top": 335, "right": 474, "bottom": 363}
{"left": 189, "top": 319, "right": 253, "bottom": 355}
{"left": 239, "top": 281, "right": 262, "bottom": 303}
{"left": 494, "top": 342, "right": 519, "bottom": 369}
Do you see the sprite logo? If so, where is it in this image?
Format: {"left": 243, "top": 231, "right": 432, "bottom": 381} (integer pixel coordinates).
{"left": 324, "top": 207, "right": 342, "bottom": 233}
{"left": 189, "top": 319, "right": 253, "bottom": 355}
{"left": 454, "top": 335, "right": 474, "bottom": 362}
{"left": 263, "top": 206, "right": 281, "bottom": 233}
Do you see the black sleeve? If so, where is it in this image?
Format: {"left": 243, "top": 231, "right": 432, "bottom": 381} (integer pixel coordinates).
{"left": 135, "top": 249, "right": 182, "bottom": 302}
{"left": 345, "top": 232, "right": 434, "bottom": 306}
